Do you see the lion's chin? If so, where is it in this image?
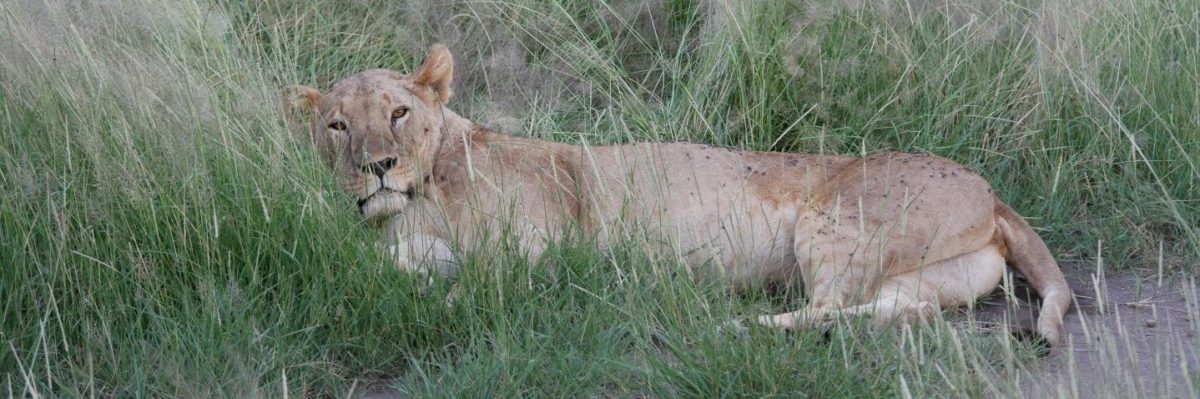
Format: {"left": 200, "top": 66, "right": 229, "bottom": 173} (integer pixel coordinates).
{"left": 359, "top": 191, "right": 410, "bottom": 223}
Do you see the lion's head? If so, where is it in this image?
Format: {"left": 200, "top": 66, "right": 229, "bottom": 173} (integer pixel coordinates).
{"left": 285, "top": 45, "right": 455, "bottom": 222}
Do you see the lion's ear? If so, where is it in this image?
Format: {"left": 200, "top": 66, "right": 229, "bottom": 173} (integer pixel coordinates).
{"left": 282, "top": 85, "right": 323, "bottom": 140}
{"left": 413, "top": 44, "right": 454, "bottom": 103}
{"left": 283, "top": 85, "right": 322, "bottom": 113}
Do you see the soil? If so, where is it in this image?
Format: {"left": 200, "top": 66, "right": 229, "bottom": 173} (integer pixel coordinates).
{"left": 973, "top": 262, "right": 1199, "bottom": 398}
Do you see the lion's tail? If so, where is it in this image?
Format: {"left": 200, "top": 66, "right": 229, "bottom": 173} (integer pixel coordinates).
{"left": 994, "top": 197, "right": 1072, "bottom": 346}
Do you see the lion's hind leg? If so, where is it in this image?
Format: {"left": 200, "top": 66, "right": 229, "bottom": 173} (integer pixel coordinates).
{"left": 758, "top": 291, "right": 936, "bottom": 332}
{"left": 758, "top": 246, "right": 1006, "bottom": 333}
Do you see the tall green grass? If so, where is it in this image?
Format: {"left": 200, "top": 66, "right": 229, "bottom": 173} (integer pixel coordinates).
{"left": 2, "top": 0, "right": 1197, "bottom": 396}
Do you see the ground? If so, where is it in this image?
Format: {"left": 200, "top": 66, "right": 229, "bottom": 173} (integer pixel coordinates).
{"left": 974, "top": 265, "right": 1200, "bottom": 397}
{"left": 354, "top": 265, "right": 1200, "bottom": 399}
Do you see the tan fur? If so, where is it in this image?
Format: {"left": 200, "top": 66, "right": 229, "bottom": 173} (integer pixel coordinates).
{"left": 285, "top": 45, "right": 1072, "bottom": 345}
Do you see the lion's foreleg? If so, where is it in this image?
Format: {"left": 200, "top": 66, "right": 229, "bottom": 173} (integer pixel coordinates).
{"left": 388, "top": 233, "right": 459, "bottom": 278}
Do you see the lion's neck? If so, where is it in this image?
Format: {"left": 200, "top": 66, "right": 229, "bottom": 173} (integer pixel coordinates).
{"left": 426, "top": 112, "right": 567, "bottom": 199}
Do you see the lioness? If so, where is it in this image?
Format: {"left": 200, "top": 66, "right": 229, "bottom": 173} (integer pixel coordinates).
{"left": 285, "top": 44, "right": 1071, "bottom": 345}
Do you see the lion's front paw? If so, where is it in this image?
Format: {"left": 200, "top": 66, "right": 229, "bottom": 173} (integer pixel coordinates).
{"left": 389, "top": 244, "right": 429, "bottom": 275}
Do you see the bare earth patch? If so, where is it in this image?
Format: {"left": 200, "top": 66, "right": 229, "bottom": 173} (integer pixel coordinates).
{"left": 974, "top": 262, "right": 1200, "bottom": 398}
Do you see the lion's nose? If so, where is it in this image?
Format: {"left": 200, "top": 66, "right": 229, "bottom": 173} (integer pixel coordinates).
{"left": 364, "top": 157, "right": 397, "bottom": 179}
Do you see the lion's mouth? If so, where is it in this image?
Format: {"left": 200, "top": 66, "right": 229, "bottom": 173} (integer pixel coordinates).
{"left": 357, "top": 187, "right": 416, "bottom": 213}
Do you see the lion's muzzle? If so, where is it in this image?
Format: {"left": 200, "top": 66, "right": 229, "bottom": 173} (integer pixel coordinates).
{"left": 357, "top": 186, "right": 415, "bottom": 214}
{"left": 353, "top": 155, "right": 418, "bottom": 219}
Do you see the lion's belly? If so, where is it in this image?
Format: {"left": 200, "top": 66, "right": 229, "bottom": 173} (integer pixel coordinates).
{"left": 581, "top": 142, "right": 822, "bottom": 287}
{"left": 586, "top": 191, "right": 800, "bottom": 286}
{"left": 667, "top": 200, "right": 800, "bottom": 287}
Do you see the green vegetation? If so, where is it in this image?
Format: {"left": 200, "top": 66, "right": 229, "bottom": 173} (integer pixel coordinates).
{"left": 2, "top": 0, "right": 1196, "bottom": 396}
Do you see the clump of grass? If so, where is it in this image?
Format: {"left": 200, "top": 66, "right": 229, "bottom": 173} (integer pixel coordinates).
{"left": 2, "top": 0, "right": 1197, "bottom": 396}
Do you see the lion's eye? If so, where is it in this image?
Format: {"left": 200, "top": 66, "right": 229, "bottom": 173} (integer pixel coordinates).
{"left": 328, "top": 121, "right": 347, "bottom": 131}
{"left": 391, "top": 107, "right": 408, "bottom": 121}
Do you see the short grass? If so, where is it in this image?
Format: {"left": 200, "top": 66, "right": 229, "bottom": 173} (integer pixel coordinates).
{"left": 2, "top": 0, "right": 1197, "bottom": 397}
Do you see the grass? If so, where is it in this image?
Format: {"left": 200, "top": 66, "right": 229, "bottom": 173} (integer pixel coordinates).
{"left": 1, "top": 0, "right": 1197, "bottom": 397}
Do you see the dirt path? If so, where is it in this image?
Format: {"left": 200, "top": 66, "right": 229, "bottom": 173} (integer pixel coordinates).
{"left": 975, "top": 264, "right": 1199, "bottom": 398}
